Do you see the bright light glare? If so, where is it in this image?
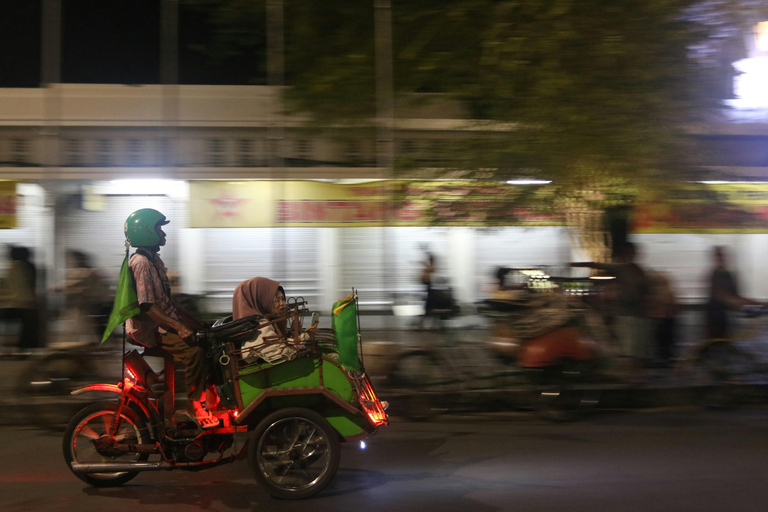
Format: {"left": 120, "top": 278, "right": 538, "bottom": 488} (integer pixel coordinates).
{"left": 506, "top": 180, "right": 552, "bottom": 185}
{"left": 360, "top": 441, "right": 366, "bottom": 450}
{"left": 102, "top": 179, "right": 188, "bottom": 198}
{"left": 696, "top": 181, "right": 768, "bottom": 185}
{"left": 757, "top": 22, "right": 768, "bottom": 52}
{"left": 730, "top": 56, "right": 768, "bottom": 109}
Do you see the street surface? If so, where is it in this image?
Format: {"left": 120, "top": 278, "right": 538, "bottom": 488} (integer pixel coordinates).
{"left": 3, "top": 408, "right": 768, "bottom": 512}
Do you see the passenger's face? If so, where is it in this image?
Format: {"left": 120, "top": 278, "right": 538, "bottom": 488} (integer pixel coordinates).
{"left": 273, "top": 290, "right": 286, "bottom": 312}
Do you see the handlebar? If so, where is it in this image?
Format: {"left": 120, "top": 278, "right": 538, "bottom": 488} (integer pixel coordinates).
{"left": 739, "top": 305, "right": 768, "bottom": 318}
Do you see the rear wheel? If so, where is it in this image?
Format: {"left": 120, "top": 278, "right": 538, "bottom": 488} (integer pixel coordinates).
{"left": 526, "top": 361, "right": 601, "bottom": 422}
{"left": 63, "top": 401, "right": 150, "bottom": 487}
{"left": 248, "top": 408, "right": 340, "bottom": 500}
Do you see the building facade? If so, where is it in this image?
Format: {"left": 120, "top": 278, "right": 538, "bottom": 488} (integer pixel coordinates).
{"left": 1, "top": 84, "right": 768, "bottom": 322}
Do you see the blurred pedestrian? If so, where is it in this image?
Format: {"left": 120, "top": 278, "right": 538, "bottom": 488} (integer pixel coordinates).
{"left": 418, "top": 252, "right": 446, "bottom": 330}
{"left": 648, "top": 271, "right": 679, "bottom": 367}
{"left": 54, "top": 249, "right": 111, "bottom": 343}
{"left": 705, "top": 246, "right": 760, "bottom": 340}
{"left": 0, "top": 245, "right": 41, "bottom": 351}
{"left": 572, "top": 241, "right": 651, "bottom": 368}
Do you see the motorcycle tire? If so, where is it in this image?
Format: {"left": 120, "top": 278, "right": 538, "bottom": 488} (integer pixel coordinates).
{"left": 63, "top": 401, "right": 150, "bottom": 487}
{"left": 248, "top": 407, "right": 340, "bottom": 500}
{"left": 526, "top": 361, "right": 600, "bottom": 423}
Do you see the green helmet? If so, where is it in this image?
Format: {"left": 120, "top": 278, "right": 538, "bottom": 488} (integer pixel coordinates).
{"left": 124, "top": 208, "right": 169, "bottom": 248}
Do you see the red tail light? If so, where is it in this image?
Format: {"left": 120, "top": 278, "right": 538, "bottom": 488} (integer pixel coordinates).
{"left": 356, "top": 374, "right": 388, "bottom": 427}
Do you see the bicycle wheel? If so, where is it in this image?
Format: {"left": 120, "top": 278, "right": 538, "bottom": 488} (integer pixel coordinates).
{"left": 694, "top": 340, "right": 753, "bottom": 409}
{"left": 17, "top": 352, "right": 99, "bottom": 430}
{"left": 388, "top": 352, "right": 449, "bottom": 422}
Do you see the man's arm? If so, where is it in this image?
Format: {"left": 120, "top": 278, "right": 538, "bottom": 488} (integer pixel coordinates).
{"left": 172, "top": 300, "right": 203, "bottom": 330}
{"left": 143, "top": 303, "right": 195, "bottom": 342}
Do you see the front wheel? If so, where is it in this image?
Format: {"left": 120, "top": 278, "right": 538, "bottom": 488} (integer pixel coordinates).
{"left": 693, "top": 340, "right": 752, "bottom": 409}
{"left": 248, "top": 408, "right": 340, "bottom": 500}
{"left": 62, "top": 401, "right": 150, "bottom": 487}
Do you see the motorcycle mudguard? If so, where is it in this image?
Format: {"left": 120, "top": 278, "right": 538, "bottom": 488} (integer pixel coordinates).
{"left": 70, "top": 384, "right": 156, "bottom": 427}
{"left": 517, "top": 326, "right": 598, "bottom": 368}
{"left": 71, "top": 383, "right": 123, "bottom": 395}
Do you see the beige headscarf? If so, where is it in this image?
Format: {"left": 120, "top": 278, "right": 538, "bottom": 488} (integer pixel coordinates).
{"left": 232, "top": 277, "right": 283, "bottom": 320}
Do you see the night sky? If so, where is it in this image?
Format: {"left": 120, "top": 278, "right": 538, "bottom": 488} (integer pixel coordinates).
{"left": 0, "top": 0, "right": 261, "bottom": 87}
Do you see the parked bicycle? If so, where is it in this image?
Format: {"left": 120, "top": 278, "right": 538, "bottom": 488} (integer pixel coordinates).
{"left": 15, "top": 341, "right": 123, "bottom": 429}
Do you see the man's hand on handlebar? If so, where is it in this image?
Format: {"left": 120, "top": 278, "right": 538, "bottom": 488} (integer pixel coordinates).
{"left": 177, "top": 323, "right": 195, "bottom": 343}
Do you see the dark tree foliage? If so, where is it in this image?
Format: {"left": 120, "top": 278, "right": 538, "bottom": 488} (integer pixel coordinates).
{"left": 181, "top": 0, "right": 767, "bottom": 227}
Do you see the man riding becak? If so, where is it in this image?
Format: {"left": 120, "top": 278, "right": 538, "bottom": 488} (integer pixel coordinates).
{"left": 103, "top": 208, "right": 218, "bottom": 429}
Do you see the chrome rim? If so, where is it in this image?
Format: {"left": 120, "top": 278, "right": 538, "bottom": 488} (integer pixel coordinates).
{"left": 70, "top": 410, "right": 142, "bottom": 479}
{"left": 256, "top": 416, "right": 332, "bottom": 492}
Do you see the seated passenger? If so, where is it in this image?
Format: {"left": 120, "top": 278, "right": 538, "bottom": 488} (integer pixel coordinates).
{"left": 232, "top": 277, "right": 315, "bottom": 364}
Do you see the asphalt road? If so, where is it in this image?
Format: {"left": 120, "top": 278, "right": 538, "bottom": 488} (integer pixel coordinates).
{"left": 3, "top": 408, "right": 768, "bottom": 512}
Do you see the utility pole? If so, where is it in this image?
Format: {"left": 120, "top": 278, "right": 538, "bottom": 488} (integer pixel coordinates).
{"left": 160, "top": 0, "right": 180, "bottom": 176}
{"left": 267, "top": 0, "right": 287, "bottom": 279}
{"left": 375, "top": 0, "right": 396, "bottom": 304}
{"left": 41, "top": 0, "right": 62, "bottom": 313}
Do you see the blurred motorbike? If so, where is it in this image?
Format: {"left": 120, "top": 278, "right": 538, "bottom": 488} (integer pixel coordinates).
{"left": 389, "top": 283, "right": 606, "bottom": 422}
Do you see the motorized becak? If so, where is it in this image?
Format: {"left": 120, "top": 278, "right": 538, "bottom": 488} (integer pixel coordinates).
{"left": 389, "top": 279, "right": 605, "bottom": 422}
{"left": 62, "top": 292, "right": 387, "bottom": 499}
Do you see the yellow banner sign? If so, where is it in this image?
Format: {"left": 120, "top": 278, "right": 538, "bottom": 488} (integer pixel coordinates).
{"left": 189, "top": 180, "right": 561, "bottom": 228}
{"left": 634, "top": 183, "right": 768, "bottom": 233}
{"left": 0, "top": 181, "right": 17, "bottom": 229}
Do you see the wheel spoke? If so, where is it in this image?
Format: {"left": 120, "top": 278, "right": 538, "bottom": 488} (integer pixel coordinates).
{"left": 101, "top": 413, "right": 113, "bottom": 434}
{"left": 256, "top": 415, "right": 335, "bottom": 493}
{"left": 79, "top": 425, "right": 101, "bottom": 440}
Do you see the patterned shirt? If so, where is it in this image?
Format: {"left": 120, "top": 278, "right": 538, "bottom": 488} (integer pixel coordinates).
{"left": 126, "top": 251, "right": 179, "bottom": 347}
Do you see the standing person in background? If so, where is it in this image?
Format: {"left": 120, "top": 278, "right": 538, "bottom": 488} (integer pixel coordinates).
{"left": 54, "top": 250, "right": 111, "bottom": 343}
{"left": 706, "top": 246, "right": 761, "bottom": 340}
{"left": 572, "top": 241, "right": 651, "bottom": 370}
{"left": 418, "top": 252, "right": 438, "bottom": 330}
{"left": 0, "top": 245, "right": 40, "bottom": 352}
{"left": 648, "top": 271, "right": 679, "bottom": 368}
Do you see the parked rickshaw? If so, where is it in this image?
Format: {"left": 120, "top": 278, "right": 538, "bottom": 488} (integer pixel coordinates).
{"left": 63, "top": 291, "right": 387, "bottom": 499}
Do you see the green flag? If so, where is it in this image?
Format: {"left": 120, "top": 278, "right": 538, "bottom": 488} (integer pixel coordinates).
{"left": 101, "top": 253, "right": 140, "bottom": 343}
{"left": 331, "top": 295, "right": 362, "bottom": 372}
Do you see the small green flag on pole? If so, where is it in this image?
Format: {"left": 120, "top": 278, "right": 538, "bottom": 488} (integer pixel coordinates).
{"left": 101, "top": 252, "right": 140, "bottom": 343}
{"left": 331, "top": 295, "right": 362, "bottom": 372}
